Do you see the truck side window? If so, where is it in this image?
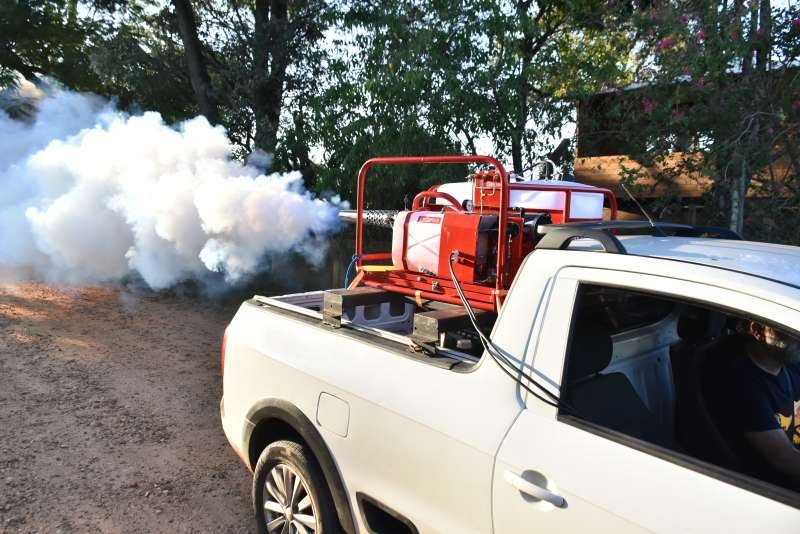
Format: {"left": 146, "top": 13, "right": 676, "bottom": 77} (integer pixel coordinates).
{"left": 560, "top": 283, "right": 800, "bottom": 496}
{"left": 562, "top": 285, "right": 679, "bottom": 450}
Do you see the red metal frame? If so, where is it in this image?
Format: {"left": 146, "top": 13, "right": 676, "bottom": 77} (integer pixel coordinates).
{"left": 411, "top": 190, "right": 464, "bottom": 212}
{"left": 356, "top": 155, "right": 509, "bottom": 292}
{"left": 354, "top": 156, "right": 618, "bottom": 311}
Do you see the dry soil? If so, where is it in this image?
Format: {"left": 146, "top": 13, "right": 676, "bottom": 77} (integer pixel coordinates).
{"left": 0, "top": 281, "right": 253, "bottom": 533}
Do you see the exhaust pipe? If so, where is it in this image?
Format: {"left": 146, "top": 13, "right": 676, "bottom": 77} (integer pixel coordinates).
{"left": 338, "top": 209, "right": 398, "bottom": 228}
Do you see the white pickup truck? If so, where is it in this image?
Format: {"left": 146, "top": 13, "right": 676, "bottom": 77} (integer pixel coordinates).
{"left": 221, "top": 222, "right": 800, "bottom": 534}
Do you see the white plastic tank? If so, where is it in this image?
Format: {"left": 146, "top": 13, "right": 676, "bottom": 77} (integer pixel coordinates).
{"left": 436, "top": 180, "right": 605, "bottom": 219}
{"left": 391, "top": 210, "right": 443, "bottom": 275}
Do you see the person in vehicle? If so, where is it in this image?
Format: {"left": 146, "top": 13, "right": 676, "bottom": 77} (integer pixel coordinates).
{"left": 707, "top": 320, "right": 800, "bottom": 491}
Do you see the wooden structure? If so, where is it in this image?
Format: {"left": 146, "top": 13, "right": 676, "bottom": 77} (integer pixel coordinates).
{"left": 571, "top": 82, "right": 792, "bottom": 200}
{"left": 575, "top": 154, "right": 790, "bottom": 200}
{"left": 574, "top": 154, "right": 710, "bottom": 199}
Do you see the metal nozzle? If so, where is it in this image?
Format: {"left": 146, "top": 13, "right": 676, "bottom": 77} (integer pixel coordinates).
{"left": 338, "top": 210, "right": 398, "bottom": 228}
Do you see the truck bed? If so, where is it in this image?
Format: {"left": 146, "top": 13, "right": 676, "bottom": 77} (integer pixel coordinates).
{"left": 251, "top": 290, "right": 486, "bottom": 367}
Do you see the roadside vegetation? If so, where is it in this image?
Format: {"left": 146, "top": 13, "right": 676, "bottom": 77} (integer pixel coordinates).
{"left": 1, "top": 0, "right": 799, "bottom": 242}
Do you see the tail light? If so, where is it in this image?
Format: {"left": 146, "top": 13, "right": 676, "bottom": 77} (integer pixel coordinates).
{"left": 221, "top": 326, "right": 229, "bottom": 378}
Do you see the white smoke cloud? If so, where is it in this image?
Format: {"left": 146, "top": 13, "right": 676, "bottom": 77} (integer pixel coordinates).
{"left": 0, "top": 89, "right": 340, "bottom": 288}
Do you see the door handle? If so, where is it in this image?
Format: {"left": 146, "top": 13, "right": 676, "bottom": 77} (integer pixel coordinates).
{"left": 503, "top": 470, "right": 566, "bottom": 508}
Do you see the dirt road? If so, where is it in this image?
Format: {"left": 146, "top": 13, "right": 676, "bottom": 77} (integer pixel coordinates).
{"left": 0, "top": 281, "right": 252, "bottom": 533}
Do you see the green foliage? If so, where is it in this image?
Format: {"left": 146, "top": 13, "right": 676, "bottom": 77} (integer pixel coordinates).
{"left": 0, "top": 0, "right": 198, "bottom": 120}
{"left": 89, "top": 12, "right": 196, "bottom": 121}
{"left": 0, "top": 0, "right": 101, "bottom": 90}
{"left": 309, "top": 0, "right": 634, "bottom": 202}
{"left": 594, "top": 0, "right": 800, "bottom": 241}
{"left": 2, "top": 0, "right": 797, "bottom": 245}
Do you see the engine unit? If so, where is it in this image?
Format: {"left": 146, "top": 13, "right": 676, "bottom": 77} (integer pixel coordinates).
{"left": 353, "top": 156, "right": 618, "bottom": 312}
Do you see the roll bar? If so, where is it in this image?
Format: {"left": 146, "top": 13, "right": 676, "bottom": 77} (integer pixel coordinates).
{"left": 354, "top": 155, "right": 620, "bottom": 290}
{"left": 355, "top": 155, "right": 511, "bottom": 288}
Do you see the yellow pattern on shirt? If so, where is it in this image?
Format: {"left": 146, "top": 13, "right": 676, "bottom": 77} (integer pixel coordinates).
{"left": 776, "top": 401, "right": 800, "bottom": 446}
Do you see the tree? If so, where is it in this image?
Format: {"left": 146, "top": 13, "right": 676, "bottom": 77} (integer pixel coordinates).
{"left": 598, "top": 1, "right": 799, "bottom": 239}
{"left": 0, "top": 0, "right": 102, "bottom": 90}
{"left": 0, "top": 0, "right": 201, "bottom": 122}
{"left": 172, "top": 0, "right": 219, "bottom": 123}
{"left": 0, "top": 0, "right": 332, "bottom": 184}
{"left": 170, "top": 0, "right": 331, "bottom": 174}
{"left": 309, "top": 0, "right": 631, "bottom": 204}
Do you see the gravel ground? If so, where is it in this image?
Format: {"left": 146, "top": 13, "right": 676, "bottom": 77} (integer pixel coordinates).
{"left": 0, "top": 281, "right": 253, "bottom": 533}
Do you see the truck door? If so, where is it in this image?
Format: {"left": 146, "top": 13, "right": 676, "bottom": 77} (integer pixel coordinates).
{"left": 492, "top": 267, "right": 800, "bottom": 533}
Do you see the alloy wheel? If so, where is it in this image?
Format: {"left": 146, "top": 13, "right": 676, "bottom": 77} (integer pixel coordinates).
{"left": 262, "top": 463, "right": 319, "bottom": 534}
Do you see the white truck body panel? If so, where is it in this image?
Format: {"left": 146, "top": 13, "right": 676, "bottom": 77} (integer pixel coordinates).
{"left": 494, "top": 266, "right": 800, "bottom": 534}
{"left": 222, "top": 297, "right": 527, "bottom": 532}
{"left": 222, "top": 236, "right": 800, "bottom": 533}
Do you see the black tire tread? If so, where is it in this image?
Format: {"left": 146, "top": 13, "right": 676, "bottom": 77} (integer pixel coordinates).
{"left": 252, "top": 439, "right": 340, "bottom": 534}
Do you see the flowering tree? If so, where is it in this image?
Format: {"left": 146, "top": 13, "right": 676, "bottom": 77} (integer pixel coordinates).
{"left": 600, "top": 0, "right": 800, "bottom": 241}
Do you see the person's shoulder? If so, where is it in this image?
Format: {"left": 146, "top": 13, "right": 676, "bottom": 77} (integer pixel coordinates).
{"left": 785, "top": 361, "right": 800, "bottom": 381}
{"left": 710, "top": 350, "right": 766, "bottom": 394}
{"left": 708, "top": 334, "right": 750, "bottom": 363}
{"left": 712, "top": 341, "right": 753, "bottom": 376}
{"left": 784, "top": 363, "right": 800, "bottom": 400}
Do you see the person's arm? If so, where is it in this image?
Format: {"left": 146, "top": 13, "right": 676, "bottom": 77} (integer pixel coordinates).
{"left": 744, "top": 429, "right": 800, "bottom": 479}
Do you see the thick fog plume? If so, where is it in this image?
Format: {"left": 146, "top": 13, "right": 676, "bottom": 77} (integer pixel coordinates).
{"left": 0, "top": 88, "right": 339, "bottom": 288}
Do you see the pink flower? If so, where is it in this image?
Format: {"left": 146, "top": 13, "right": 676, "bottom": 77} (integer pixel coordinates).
{"left": 658, "top": 37, "right": 674, "bottom": 50}
{"left": 696, "top": 30, "right": 707, "bottom": 42}
{"left": 792, "top": 18, "right": 800, "bottom": 30}
{"left": 642, "top": 97, "right": 655, "bottom": 113}
{"left": 767, "top": 127, "right": 775, "bottom": 135}
{"left": 730, "top": 28, "right": 739, "bottom": 39}
{"left": 680, "top": 14, "right": 688, "bottom": 24}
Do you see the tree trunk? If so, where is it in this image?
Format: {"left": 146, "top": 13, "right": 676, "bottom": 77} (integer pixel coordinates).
{"left": 743, "top": 2, "right": 758, "bottom": 73}
{"left": 756, "top": 0, "right": 771, "bottom": 71}
{"left": 172, "top": 0, "right": 219, "bottom": 124}
{"left": 67, "top": 0, "right": 78, "bottom": 26}
{"left": 464, "top": 134, "right": 477, "bottom": 156}
{"left": 252, "top": 0, "right": 289, "bottom": 154}
{"left": 511, "top": 136, "right": 524, "bottom": 173}
{"left": 730, "top": 122, "right": 758, "bottom": 235}
{"left": 730, "top": 158, "right": 747, "bottom": 234}
{"left": 292, "top": 111, "right": 317, "bottom": 189}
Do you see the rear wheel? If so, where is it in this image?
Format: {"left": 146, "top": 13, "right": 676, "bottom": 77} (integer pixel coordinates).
{"left": 252, "top": 440, "right": 338, "bottom": 534}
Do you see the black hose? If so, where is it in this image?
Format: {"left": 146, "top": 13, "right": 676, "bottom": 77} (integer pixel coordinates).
{"left": 448, "top": 251, "right": 574, "bottom": 413}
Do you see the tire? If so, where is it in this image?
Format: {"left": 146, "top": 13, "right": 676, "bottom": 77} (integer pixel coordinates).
{"left": 252, "top": 439, "right": 339, "bottom": 534}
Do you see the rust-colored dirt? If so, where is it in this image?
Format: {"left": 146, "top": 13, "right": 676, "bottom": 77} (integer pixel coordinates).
{"left": 0, "top": 281, "right": 252, "bottom": 533}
